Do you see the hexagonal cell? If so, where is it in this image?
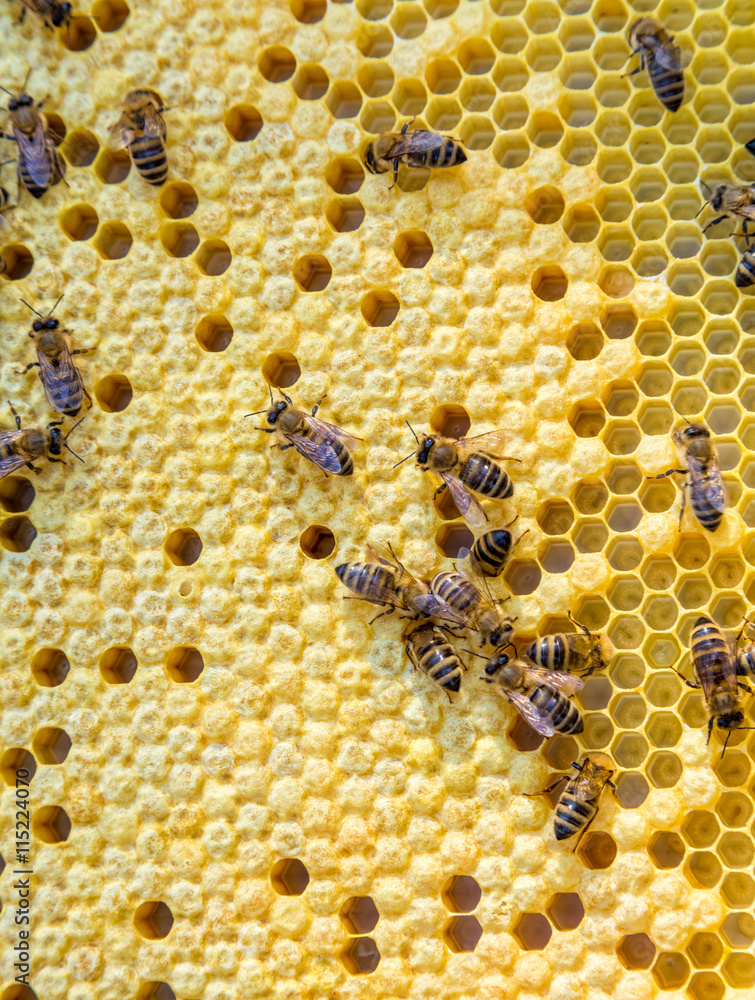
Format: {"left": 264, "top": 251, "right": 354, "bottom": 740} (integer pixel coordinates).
{"left": 686, "top": 932, "right": 724, "bottom": 970}
{"left": 0, "top": 748, "right": 36, "bottom": 786}
{"left": 299, "top": 525, "right": 336, "bottom": 560}
{"left": 610, "top": 692, "right": 646, "bottom": 729}
{"left": 525, "top": 187, "right": 565, "bottom": 226}
{"left": 647, "top": 751, "right": 682, "bottom": 790}
{"left": 196, "top": 239, "right": 231, "bottom": 277}
{"left": 598, "top": 264, "right": 634, "bottom": 299}
{"left": 645, "top": 669, "right": 682, "bottom": 707}
{"left": 559, "top": 53, "right": 597, "bottom": 90}
{"left": 686, "top": 851, "right": 723, "bottom": 891}
{"left": 94, "top": 373, "right": 133, "bottom": 412}
{"left": 716, "top": 791, "right": 752, "bottom": 830}
{"left": 435, "top": 523, "right": 474, "bottom": 559}
{"left": 544, "top": 734, "right": 580, "bottom": 771}
{"left": 99, "top": 646, "right": 137, "bottom": 684}
{"left": 31, "top": 648, "right": 70, "bottom": 687}
{"left": 292, "top": 254, "right": 332, "bottom": 293}
{"left": 394, "top": 230, "right": 432, "bottom": 268}
{"left": 356, "top": 22, "right": 392, "bottom": 56}
{"left": 444, "top": 915, "right": 483, "bottom": 953}
{"left": 642, "top": 596, "right": 678, "bottom": 632}
{"left": 434, "top": 485, "right": 463, "bottom": 521}
{"left": 562, "top": 203, "right": 600, "bottom": 242}
{"left": 160, "top": 221, "right": 199, "bottom": 259}
{"left": 539, "top": 540, "right": 575, "bottom": 574}
{"left": 391, "top": 2, "right": 427, "bottom": 38}
{"left": 638, "top": 401, "right": 673, "bottom": 438}
{"left": 568, "top": 402, "right": 605, "bottom": 439}
{"left": 326, "top": 81, "right": 362, "bottom": 119}
{"left": 614, "top": 771, "right": 649, "bottom": 809}
{"left": 456, "top": 37, "right": 494, "bottom": 75}
{"left": 507, "top": 715, "right": 544, "bottom": 752}
{"left": 260, "top": 351, "right": 301, "bottom": 389}
{"left": 361, "top": 290, "right": 399, "bottom": 327}
{"left": 429, "top": 404, "right": 470, "bottom": 439}
{"left": 652, "top": 952, "right": 691, "bottom": 991}
{"left": 607, "top": 577, "right": 643, "bottom": 612}
{"left": 544, "top": 893, "right": 584, "bottom": 932}
{"left": 340, "top": 896, "right": 379, "bottom": 933}
{"left": 458, "top": 114, "right": 494, "bottom": 150}
{"left": 292, "top": 63, "right": 329, "bottom": 100}
{"left": 459, "top": 78, "right": 493, "bottom": 113}
{"left": 573, "top": 481, "right": 608, "bottom": 515}
{"left": 603, "top": 422, "right": 640, "bottom": 457}
{"left": 326, "top": 197, "right": 365, "bottom": 233}
{"left": 649, "top": 831, "right": 685, "bottom": 871}
{"left": 606, "top": 537, "right": 641, "bottom": 571}
{"left": 503, "top": 559, "right": 541, "bottom": 596}
{"left": 618, "top": 933, "right": 656, "bottom": 971}
{"left": 493, "top": 132, "right": 529, "bottom": 169}
{"left": 526, "top": 111, "right": 563, "bottom": 149}
{"left": 721, "top": 872, "right": 755, "bottom": 908}
{"left": 32, "top": 727, "right": 71, "bottom": 765}
{"left": 0, "top": 515, "right": 36, "bottom": 553}
{"left": 647, "top": 711, "right": 683, "bottom": 749}
{"left": 134, "top": 983, "right": 176, "bottom": 1000}
{"left": 721, "top": 913, "right": 755, "bottom": 951}
{"left": 718, "top": 831, "right": 755, "bottom": 869}
{"left": 32, "top": 805, "right": 71, "bottom": 844}
{"left": 606, "top": 500, "right": 641, "bottom": 533}
{"left": 580, "top": 712, "right": 613, "bottom": 749}
{"left": 567, "top": 322, "right": 602, "bottom": 361}
{"left": 134, "top": 901, "right": 174, "bottom": 940}
{"left": 722, "top": 955, "right": 755, "bottom": 991}
{"left": 392, "top": 78, "right": 427, "bottom": 117}
{"left": 537, "top": 500, "right": 574, "bottom": 536}
{"left": 681, "top": 810, "right": 719, "bottom": 849}
{"left": 0, "top": 244, "right": 34, "bottom": 281}
{"left": 612, "top": 732, "right": 648, "bottom": 769}
{"left": 93, "top": 221, "right": 132, "bottom": 261}
{"left": 360, "top": 100, "right": 395, "bottom": 134}
{"left": 637, "top": 362, "right": 673, "bottom": 400}
{"left": 442, "top": 875, "right": 481, "bottom": 914}
{"left": 342, "top": 936, "right": 381, "bottom": 974}
{"left": 607, "top": 615, "right": 645, "bottom": 652}
{"left": 424, "top": 56, "right": 461, "bottom": 95}
{"left": 679, "top": 689, "right": 706, "bottom": 730}
{"left": 165, "top": 528, "right": 202, "bottom": 567}
{"left": 165, "top": 646, "right": 204, "bottom": 684}
{"left": 290, "top": 0, "right": 325, "bottom": 22}
{"left": 514, "top": 913, "right": 552, "bottom": 951}
{"left": 492, "top": 93, "right": 528, "bottom": 130}
{"left": 225, "top": 104, "right": 263, "bottom": 141}
{"left": 60, "top": 203, "right": 98, "bottom": 242}
{"left": 357, "top": 62, "right": 393, "bottom": 99}
{"left": 578, "top": 832, "right": 617, "bottom": 870}
{"left": 271, "top": 858, "right": 310, "bottom": 896}
{"left": 578, "top": 675, "right": 612, "bottom": 711}
{"left": 259, "top": 45, "right": 296, "bottom": 82}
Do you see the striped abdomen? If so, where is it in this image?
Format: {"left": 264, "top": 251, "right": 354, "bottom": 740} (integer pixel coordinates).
{"left": 19, "top": 141, "right": 59, "bottom": 199}
{"left": 460, "top": 452, "right": 513, "bottom": 499}
{"left": 689, "top": 476, "right": 725, "bottom": 532}
{"left": 527, "top": 683, "right": 584, "bottom": 735}
{"left": 554, "top": 786, "right": 597, "bottom": 841}
{"left": 647, "top": 54, "right": 684, "bottom": 112}
{"left": 431, "top": 571, "right": 480, "bottom": 617}
{"left": 738, "top": 644, "right": 755, "bottom": 679}
{"left": 470, "top": 529, "right": 512, "bottom": 577}
{"left": 304, "top": 427, "right": 353, "bottom": 475}
{"left": 411, "top": 629, "right": 462, "bottom": 693}
{"left": 736, "top": 251, "right": 755, "bottom": 288}
{"left": 526, "top": 635, "right": 568, "bottom": 671}
{"left": 129, "top": 133, "right": 168, "bottom": 186}
{"left": 691, "top": 616, "right": 729, "bottom": 686}
{"left": 336, "top": 561, "right": 398, "bottom": 599}
{"left": 406, "top": 139, "right": 466, "bottom": 170}
{"left": 45, "top": 368, "right": 83, "bottom": 415}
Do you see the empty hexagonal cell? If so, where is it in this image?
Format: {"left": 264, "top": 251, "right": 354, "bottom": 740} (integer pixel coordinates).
{"left": 261, "top": 351, "right": 300, "bottom": 389}
{"left": 546, "top": 893, "right": 584, "bottom": 931}
{"left": 507, "top": 715, "right": 544, "bottom": 752}
{"left": 361, "top": 291, "right": 399, "bottom": 327}
{"left": 134, "top": 983, "right": 176, "bottom": 1000}
{"left": 721, "top": 871, "right": 755, "bottom": 910}
{"left": 559, "top": 53, "right": 596, "bottom": 90}
{"left": 598, "top": 264, "right": 634, "bottom": 299}
{"left": 434, "top": 485, "right": 463, "bottom": 522}
{"left": 524, "top": 38, "right": 562, "bottom": 72}
{"left": 567, "top": 323, "right": 602, "bottom": 361}
{"left": 32, "top": 727, "right": 71, "bottom": 765}
{"left": 443, "top": 915, "right": 483, "bottom": 954}
{"left": 544, "top": 734, "right": 580, "bottom": 771}
{"left": 429, "top": 404, "right": 470, "bottom": 439}
{"left": 134, "top": 901, "right": 174, "bottom": 940}
{"left": 526, "top": 111, "right": 563, "bottom": 149}
{"left": 606, "top": 500, "right": 641, "bottom": 532}
{"left": 652, "top": 952, "right": 691, "bottom": 991}
{"left": 271, "top": 858, "right": 310, "bottom": 896}
{"left": 603, "top": 422, "right": 640, "bottom": 457}
{"left": 492, "top": 94, "right": 527, "bottom": 130}
{"left": 99, "top": 646, "right": 137, "bottom": 684}
{"left": 340, "top": 896, "right": 379, "bottom": 933}
{"left": 193, "top": 314, "right": 232, "bottom": 354}
{"left": 562, "top": 204, "right": 600, "bottom": 242}
{"left": 536, "top": 500, "right": 573, "bottom": 536}
{"left": 612, "top": 731, "right": 648, "bottom": 769}
{"left": 94, "top": 373, "right": 133, "bottom": 412}
{"left": 165, "top": 646, "right": 204, "bottom": 683}
{"left": 259, "top": 45, "right": 296, "bottom": 82}
{"left": 578, "top": 832, "right": 617, "bottom": 870}
{"left": 356, "top": 21, "right": 392, "bottom": 56}
{"left": 685, "top": 851, "right": 723, "bottom": 891}
{"left": 539, "top": 540, "right": 575, "bottom": 574}
{"left": 424, "top": 56, "right": 461, "bottom": 95}
{"left": 160, "top": 222, "right": 199, "bottom": 259}
{"left": 618, "top": 933, "right": 656, "bottom": 970}
{"left": 459, "top": 78, "right": 494, "bottom": 114}
{"left": 570, "top": 520, "right": 606, "bottom": 557}
{"left": 64, "top": 127, "right": 99, "bottom": 167}
{"left": 0, "top": 243, "right": 34, "bottom": 281}
{"left": 357, "top": 62, "right": 393, "bottom": 98}
{"left": 325, "top": 158, "right": 364, "bottom": 196}
{"left": 568, "top": 402, "right": 604, "bottom": 439}
{"left": 0, "top": 515, "right": 37, "bottom": 553}
{"left": 224, "top": 104, "right": 263, "bottom": 141}
{"left": 493, "top": 132, "right": 529, "bottom": 169}
{"left": 524, "top": 186, "right": 564, "bottom": 225}
{"left": 607, "top": 577, "right": 643, "bottom": 612}
{"left": 95, "top": 147, "right": 131, "bottom": 184}
{"left": 326, "top": 197, "right": 364, "bottom": 233}
{"left": 299, "top": 525, "right": 335, "bottom": 560}
{"left": 290, "top": 0, "right": 325, "bottom": 22}
{"left": 459, "top": 114, "right": 494, "bottom": 150}
{"left": 31, "top": 648, "right": 70, "bottom": 687}
{"left": 293, "top": 63, "right": 329, "bottom": 100}
{"left": 638, "top": 401, "right": 673, "bottom": 438}
{"left": 342, "top": 936, "right": 381, "bottom": 974}
{"left": 606, "top": 536, "right": 641, "bottom": 570}
{"left": 722, "top": 955, "right": 755, "bottom": 991}
{"left": 503, "top": 559, "right": 541, "bottom": 596}
{"left": 293, "top": 255, "right": 331, "bottom": 293}
{"left": 60, "top": 203, "right": 98, "bottom": 241}
{"left": 560, "top": 132, "right": 596, "bottom": 168}
{"left": 598, "top": 225, "right": 633, "bottom": 263}
{"left": 158, "top": 181, "right": 198, "bottom": 220}
{"left": 94, "top": 222, "right": 132, "bottom": 261}
{"left": 0, "top": 748, "right": 36, "bottom": 785}
{"left": 326, "top": 82, "right": 362, "bottom": 119}
{"left": 165, "top": 528, "right": 202, "bottom": 567}
{"left": 457, "top": 37, "right": 495, "bottom": 74}
{"left": 681, "top": 809, "right": 719, "bottom": 850}
{"left": 615, "top": 771, "right": 649, "bottom": 809}
{"left": 721, "top": 912, "right": 755, "bottom": 949}
{"left": 394, "top": 230, "right": 432, "bottom": 269}
{"left": 442, "top": 875, "right": 481, "bottom": 914}
{"left": 514, "top": 913, "right": 552, "bottom": 950}
{"left": 435, "top": 523, "right": 473, "bottom": 558}
{"left": 196, "top": 239, "right": 231, "bottom": 276}
{"left": 32, "top": 805, "right": 71, "bottom": 844}
{"left": 649, "top": 831, "right": 685, "bottom": 871}
{"left": 392, "top": 79, "right": 428, "bottom": 117}
{"left": 638, "top": 362, "right": 673, "bottom": 399}
{"left": 579, "top": 675, "right": 612, "bottom": 712}
{"left": 360, "top": 100, "right": 395, "bottom": 134}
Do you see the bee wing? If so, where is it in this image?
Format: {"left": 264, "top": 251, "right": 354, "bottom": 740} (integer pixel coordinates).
{"left": 456, "top": 429, "right": 511, "bottom": 457}
{"left": 570, "top": 773, "right": 600, "bottom": 802}
{"left": 524, "top": 665, "right": 584, "bottom": 695}
{"left": 687, "top": 454, "right": 729, "bottom": 513}
{"left": 387, "top": 130, "right": 446, "bottom": 157}
{"left": 16, "top": 122, "right": 51, "bottom": 188}
{"left": 440, "top": 472, "right": 487, "bottom": 528}
{"left": 413, "top": 593, "right": 474, "bottom": 629}
{"left": 284, "top": 432, "right": 343, "bottom": 475}
{"left": 143, "top": 103, "right": 164, "bottom": 139}
{"left": 653, "top": 42, "right": 682, "bottom": 70}
{"left": 301, "top": 412, "right": 363, "bottom": 446}
{"left": 506, "top": 691, "right": 556, "bottom": 738}
{"left": 38, "top": 345, "right": 80, "bottom": 412}
{"left": 109, "top": 115, "right": 133, "bottom": 150}
{"left": 0, "top": 430, "right": 31, "bottom": 478}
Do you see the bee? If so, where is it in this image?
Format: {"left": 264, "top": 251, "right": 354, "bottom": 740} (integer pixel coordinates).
{"left": 110, "top": 89, "right": 169, "bottom": 186}
{"left": 416, "top": 569, "right": 516, "bottom": 649}
{"left": 733, "top": 233, "right": 755, "bottom": 288}
{"left": 0, "top": 400, "right": 84, "bottom": 479}
{"left": 395, "top": 422, "right": 518, "bottom": 529}
{"left": 735, "top": 617, "right": 755, "bottom": 680}
{"left": 364, "top": 119, "right": 466, "bottom": 189}
{"left": 0, "top": 165, "right": 14, "bottom": 226}
{"left": 480, "top": 650, "right": 584, "bottom": 737}
{"left": 0, "top": 73, "right": 65, "bottom": 200}
{"left": 698, "top": 181, "right": 755, "bottom": 236}
{"left": 525, "top": 755, "right": 616, "bottom": 849}
{"left": 674, "top": 615, "right": 754, "bottom": 753}
{"left": 459, "top": 518, "right": 528, "bottom": 579}
{"left": 248, "top": 386, "right": 362, "bottom": 476}
{"left": 16, "top": 296, "right": 93, "bottom": 416}
{"left": 16, "top": 0, "right": 90, "bottom": 43}
{"left": 625, "top": 17, "right": 684, "bottom": 113}
{"left": 525, "top": 613, "right": 615, "bottom": 677}
{"left": 404, "top": 622, "right": 464, "bottom": 697}
{"left": 651, "top": 417, "right": 727, "bottom": 532}
{"left": 746, "top": 137, "right": 755, "bottom": 160}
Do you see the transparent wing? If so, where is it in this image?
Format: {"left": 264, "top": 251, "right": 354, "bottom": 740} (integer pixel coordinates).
{"left": 687, "top": 454, "right": 729, "bottom": 513}
{"left": 441, "top": 472, "right": 487, "bottom": 528}
{"left": 16, "top": 123, "right": 51, "bottom": 188}
{"left": 143, "top": 104, "right": 164, "bottom": 138}
{"left": 387, "top": 130, "right": 445, "bottom": 157}
{"left": 413, "top": 593, "right": 474, "bottom": 628}
{"left": 38, "top": 345, "right": 80, "bottom": 412}
{"left": 570, "top": 773, "right": 600, "bottom": 802}
{"left": 653, "top": 41, "right": 682, "bottom": 70}
{"left": 523, "top": 665, "right": 584, "bottom": 696}
{"left": 109, "top": 115, "right": 133, "bottom": 150}
{"left": 456, "top": 429, "right": 510, "bottom": 457}
{"left": 0, "top": 431, "right": 30, "bottom": 478}
{"left": 285, "top": 432, "right": 343, "bottom": 474}
{"left": 302, "top": 411, "right": 363, "bottom": 446}
{"left": 507, "top": 691, "right": 556, "bottom": 737}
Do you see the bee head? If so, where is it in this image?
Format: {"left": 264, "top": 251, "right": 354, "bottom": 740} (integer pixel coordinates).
{"left": 674, "top": 423, "right": 709, "bottom": 447}
{"left": 364, "top": 144, "right": 378, "bottom": 174}
{"left": 266, "top": 400, "right": 289, "bottom": 426}
{"left": 710, "top": 185, "right": 727, "bottom": 210}
{"left": 482, "top": 650, "right": 510, "bottom": 679}
{"left": 8, "top": 98, "right": 18, "bottom": 111}
{"left": 488, "top": 622, "right": 515, "bottom": 648}
{"left": 48, "top": 427, "right": 62, "bottom": 456}
{"left": 416, "top": 434, "right": 436, "bottom": 465}
{"left": 717, "top": 710, "right": 744, "bottom": 731}
{"left": 52, "top": 2, "right": 72, "bottom": 23}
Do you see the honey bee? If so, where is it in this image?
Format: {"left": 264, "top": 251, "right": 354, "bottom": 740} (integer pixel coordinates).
{"left": 0, "top": 166, "right": 14, "bottom": 226}
{"left": 0, "top": 74, "right": 65, "bottom": 199}
{"left": 735, "top": 617, "right": 755, "bottom": 680}
{"left": 675, "top": 615, "right": 753, "bottom": 752}
{"left": 16, "top": 296, "right": 93, "bottom": 416}
{"left": 698, "top": 181, "right": 755, "bottom": 235}
{"left": 395, "top": 423, "right": 518, "bottom": 529}
{"left": 625, "top": 17, "right": 684, "bottom": 113}
{"left": 733, "top": 233, "right": 755, "bottom": 288}
{"left": 651, "top": 417, "right": 727, "bottom": 532}
{"left": 364, "top": 119, "right": 466, "bottom": 189}
{"left": 16, "top": 0, "right": 90, "bottom": 42}
{"left": 480, "top": 650, "right": 584, "bottom": 737}
{"left": 459, "top": 518, "right": 528, "bottom": 579}
{"left": 525, "top": 613, "right": 615, "bottom": 677}
{"left": 526, "top": 755, "right": 616, "bottom": 848}
{"left": 0, "top": 400, "right": 84, "bottom": 479}
{"left": 416, "top": 569, "right": 516, "bottom": 648}
{"left": 404, "top": 622, "right": 464, "bottom": 697}
{"left": 110, "top": 89, "right": 169, "bottom": 186}
{"left": 248, "top": 387, "right": 362, "bottom": 476}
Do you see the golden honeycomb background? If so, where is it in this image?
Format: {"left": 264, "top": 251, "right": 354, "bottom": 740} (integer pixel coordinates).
{"left": 2, "top": 0, "right": 755, "bottom": 995}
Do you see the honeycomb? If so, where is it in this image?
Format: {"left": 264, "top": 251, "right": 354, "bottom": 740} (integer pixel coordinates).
{"left": 2, "top": 0, "right": 755, "bottom": 995}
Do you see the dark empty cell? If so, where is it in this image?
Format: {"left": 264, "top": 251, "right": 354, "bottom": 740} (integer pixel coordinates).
{"left": 342, "top": 936, "right": 381, "bottom": 974}
{"left": 95, "top": 374, "right": 133, "bottom": 412}
{"left": 0, "top": 476, "right": 34, "bottom": 513}
{"left": 165, "top": 646, "right": 204, "bottom": 683}
{"left": 602, "top": 308, "right": 637, "bottom": 340}
{"left": 91, "top": 0, "right": 130, "bottom": 29}
{"left": 134, "top": 901, "right": 174, "bottom": 940}
{"left": 195, "top": 315, "right": 233, "bottom": 353}
{"left": 617, "top": 933, "right": 656, "bottom": 970}
{"left": 493, "top": 133, "right": 530, "bottom": 169}
{"left": 514, "top": 913, "right": 552, "bottom": 950}
{"left": 539, "top": 541, "right": 574, "bottom": 574}
{"left": 578, "top": 831, "right": 617, "bottom": 869}
{"left": 537, "top": 500, "right": 573, "bottom": 534}
{"left": 442, "top": 875, "right": 481, "bottom": 914}
{"left": 524, "top": 185, "right": 564, "bottom": 224}
{"left": 444, "top": 915, "right": 483, "bottom": 954}
{"left": 64, "top": 128, "right": 99, "bottom": 167}
{"left": 567, "top": 323, "right": 602, "bottom": 361}
{"left": 160, "top": 222, "right": 199, "bottom": 258}
{"left": 547, "top": 893, "right": 584, "bottom": 931}
{"left": 94, "top": 222, "right": 132, "bottom": 260}
{"left": 159, "top": 181, "right": 198, "bottom": 219}
{"left": 61, "top": 15, "right": 96, "bottom": 49}
{"left": 290, "top": 0, "right": 325, "bottom": 20}
{"left": 262, "top": 351, "right": 301, "bottom": 388}
{"left": 135, "top": 983, "right": 176, "bottom": 1000}
{"left": 503, "top": 559, "right": 541, "bottom": 595}
{"left": 32, "top": 805, "right": 71, "bottom": 844}
{"left": 0, "top": 244, "right": 34, "bottom": 280}
{"left": 100, "top": 646, "right": 137, "bottom": 684}
{"left": 95, "top": 147, "right": 131, "bottom": 184}
{"left": 435, "top": 523, "right": 474, "bottom": 558}
{"left": 430, "top": 403, "right": 470, "bottom": 438}
{"left": 607, "top": 501, "right": 641, "bottom": 532}
{"left": 271, "top": 858, "right": 310, "bottom": 896}
{"left": 614, "top": 771, "right": 649, "bottom": 808}
{"left": 0, "top": 515, "right": 37, "bottom": 552}
{"left": 196, "top": 240, "right": 231, "bottom": 276}
{"left": 532, "top": 266, "right": 567, "bottom": 301}
{"left": 31, "top": 648, "right": 70, "bottom": 687}
{"left": 340, "top": 896, "right": 379, "bottom": 933}
{"left": 394, "top": 230, "right": 433, "bottom": 268}
{"left": 32, "top": 727, "right": 72, "bottom": 765}
{"left": 569, "top": 403, "right": 605, "bottom": 438}
{"left": 563, "top": 205, "right": 600, "bottom": 242}
{"left": 0, "top": 747, "right": 37, "bottom": 785}
{"left": 293, "top": 255, "right": 332, "bottom": 292}
{"left": 326, "top": 82, "right": 362, "bottom": 119}
{"left": 259, "top": 46, "right": 296, "bottom": 82}
{"left": 326, "top": 197, "right": 365, "bottom": 233}
{"left": 300, "top": 525, "right": 336, "bottom": 560}
{"left": 425, "top": 57, "right": 461, "bottom": 94}
{"left": 165, "top": 528, "right": 202, "bottom": 566}
{"left": 648, "top": 830, "right": 685, "bottom": 869}
{"left": 293, "top": 64, "right": 329, "bottom": 100}
{"left": 507, "top": 714, "right": 544, "bottom": 752}
{"left": 325, "top": 158, "right": 364, "bottom": 194}
{"left": 361, "top": 291, "right": 399, "bottom": 327}
{"left": 225, "top": 104, "right": 263, "bottom": 141}
{"left": 652, "top": 952, "right": 691, "bottom": 991}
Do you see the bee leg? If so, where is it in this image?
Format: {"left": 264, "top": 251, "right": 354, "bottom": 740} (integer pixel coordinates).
{"left": 569, "top": 810, "right": 598, "bottom": 853}
{"left": 8, "top": 401, "right": 21, "bottom": 430}
{"left": 649, "top": 469, "right": 687, "bottom": 479}
{"left": 82, "top": 386, "right": 94, "bottom": 409}
{"left": 737, "top": 683, "right": 755, "bottom": 696}
{"left": 677, "top": 481, "right": 688, "bottom": 532}
{"left": 433, "top": 483, "right": 447, "bottom": 498}
{"left": 25, "top": 462, "right": 40, "bottom": 474}
{"left": 523, "top": 775, "right": 568, "bottom": 797}
{"left": 567, "top": 610, "right": 591, "bottom": 636}
{"left": 701, "top": 215, "right": 729, "bottom": 233}
{"left": 706, "top": 718, "right": 714, "bottom": 746}
{"left": 669, "top": 664, "right": 700, "bottom": 689}
{"left": 310, "top": 394, "right": 327, "bottom": 417}
{"left": 368, "top": 608, "right": 392, "bottom": 625}
{"left": 14, "top": 362, "right": 39, "bottom": 375}
{"left": 389, "top": 161, "right": 399, "bottom": 190}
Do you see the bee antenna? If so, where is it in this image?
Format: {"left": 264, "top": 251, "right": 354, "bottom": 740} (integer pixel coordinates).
{"left": 720, "top": 729, "right": 732, "bottom": 760}
{"left": 406, "top": 419, "right": 420, "bottom": 444}
{"left": 700, "top": 179, "right": 712, "bottom": 195}
{"left": 64, "top": 415, "right": 85, "bottom": 441}
{"left": 21, "top": 67, "right": 32, "bottom": 93}
{"left": 0, "top": 84, "right": 13, "bottom": 97}
{"left": 671, "top": 403, "right": 693, "bottom": 426}
{"left": 47, "top": 293, "right": 64, "bottom": 318}
{"left": 268, "top": 384, "right": 274, "bottom": 406}
{"left": 65, "top": 443, "right": 85, "bottom": 463}
{"left": 244, "top": 409, "right": 269, "bottom": 418}
{"left": 19, "top": 298, "right": 44, "bottom": 318}
{"left": 392, "top": 452, "right": 413, "bottom": 470}
{"left": 462, "top": 648, "right": 487, "bottom": 659}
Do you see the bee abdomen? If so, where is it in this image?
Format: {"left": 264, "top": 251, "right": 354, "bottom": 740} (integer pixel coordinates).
{"left": 470, "top": 529, "right": 512, "bottom": 577}
{"left": 433, "top": 573, "right": 477, "bottom": 614}
{"left": 736, "top": 252, "right": 755, "bottom": 288}
{"left": 554, "top": 794, "right": 597, "bottom": 841}
{"left": 526, "top": 635, "right": 567, "bottom": 671}
{"left": 530, "top": 684, "right": 583, "bottom": 734}
{"left": 648, "top": 57, "right": 684, "bottom": 111}
{"left": 462, "top": 453, "right": 513, "bottom": 499}
{"left": 689, "top": 489, "right": 724, "bottom": 532}
{"left": 419, "top": 638, "right": 462, "bottom": 692}
{"left": 130, "top": 137, "right": 168, "bottom": 185}
{"left": 19, "top": 161, "right": 48, "bottom": 199}
{"left": 738, "top": 647, "right": 755, "bottom": 679}
{"left": 430, "top": 139, "right": 466, "bottom": 168}
{"left": 47, "top": 378, "right": 82, "bottom": 414}
{"left": 336, "top": 561, "right": 394, "bottom": 596}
